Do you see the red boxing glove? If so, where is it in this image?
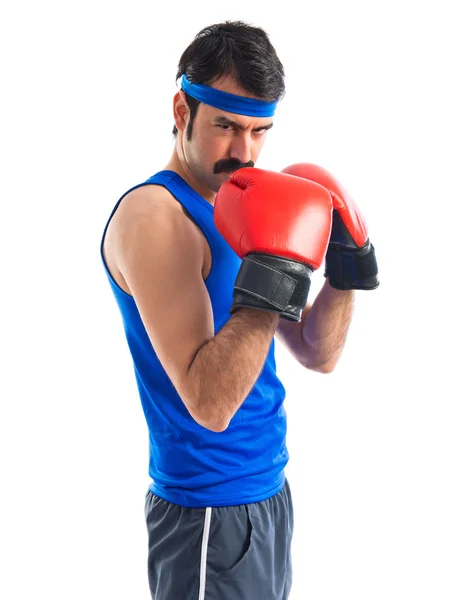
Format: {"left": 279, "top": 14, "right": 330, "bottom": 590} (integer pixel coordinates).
{"left": 282, "top": 163, "right": 379, "bottom": 290}
{"left": 214, "top": 167, "right": 333, "bottom": 321}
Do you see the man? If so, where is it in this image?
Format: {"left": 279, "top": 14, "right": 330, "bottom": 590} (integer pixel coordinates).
{"left": 100, "top": 20, "right": 378, "bottom": 600}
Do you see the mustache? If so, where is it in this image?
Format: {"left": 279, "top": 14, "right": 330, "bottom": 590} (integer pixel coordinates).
{"left": 213, "top": 159, "right": 254, "bottom": 174}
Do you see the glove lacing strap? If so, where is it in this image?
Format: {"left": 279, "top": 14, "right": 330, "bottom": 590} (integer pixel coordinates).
{"left": 325, "top": 240, "right": 379, "bottom": 290}
{"left": 234, "top": 255, "right": 297, "bottom": 310}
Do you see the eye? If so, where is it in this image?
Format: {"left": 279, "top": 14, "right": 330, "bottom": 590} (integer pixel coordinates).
{"left": 216, "top": 124, "right": 234, "bottom": 130}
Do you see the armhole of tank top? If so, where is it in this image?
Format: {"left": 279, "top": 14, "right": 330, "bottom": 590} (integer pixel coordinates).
{"left": 162, "top": 180, "right": 217, "bottom": 284}
{"left": 102, "top": 176, "right": 217, "bottom": 292}
{"left": 100, "top": 183, "right": 153, "bottom": 298}
{"left": 179, "top": 204, "right": 215, "bottom": 283}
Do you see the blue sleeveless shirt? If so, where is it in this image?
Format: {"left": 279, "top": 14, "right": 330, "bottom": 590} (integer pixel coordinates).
{"left": 100, "top": 170, "right": 289, "bottom": 507}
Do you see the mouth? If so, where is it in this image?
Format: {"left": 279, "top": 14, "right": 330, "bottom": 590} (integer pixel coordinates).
{"left": 214, "top": 163, "right": 247, "bottom": 176}
{"left": 222, "top": 167, "right": 242, "bottom": 176}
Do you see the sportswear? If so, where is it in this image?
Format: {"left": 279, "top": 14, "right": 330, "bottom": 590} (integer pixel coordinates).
{"left": 100, "top": 170, "right": 289, "bottom": 507}
{"left": 214, "top": 167, "right": 333, "bottom": 321}
{"left": 282, "top": 163, "right": 379, "bottom": 290}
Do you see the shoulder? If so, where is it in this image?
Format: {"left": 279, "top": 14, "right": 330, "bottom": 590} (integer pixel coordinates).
{"left": 111, "top": 182, "right": 206, "bottom": 253}
{"left": 103, "top": 182, "right": 208, "bottom": 292}
{"left": 117, "top": 183, "right": 187, "bottom": 227}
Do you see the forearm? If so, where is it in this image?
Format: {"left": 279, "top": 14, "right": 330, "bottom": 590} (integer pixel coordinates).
{"left": 300, "top": 280, "right": 355, "bottom": 372}
{"left": 187, "top": 308, "right": 279, "bottom": 431}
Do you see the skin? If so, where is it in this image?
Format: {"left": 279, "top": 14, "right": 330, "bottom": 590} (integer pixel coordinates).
{"left": 102, "top": 74, "right": 354, "bottom": 432}
{"left": 166, "top": 75, "right": 273, "bottom": 202}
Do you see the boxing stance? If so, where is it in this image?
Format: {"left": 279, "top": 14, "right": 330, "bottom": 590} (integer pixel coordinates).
{"left": 100, "top": 20, "right": 378, "bottom": 600}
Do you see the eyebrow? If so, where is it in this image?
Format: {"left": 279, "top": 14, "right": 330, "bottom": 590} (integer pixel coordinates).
{"left": 213, "top": 116, "right": 274, "bottom": 132}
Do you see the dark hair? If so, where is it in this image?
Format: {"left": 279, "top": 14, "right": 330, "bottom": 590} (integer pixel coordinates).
{"left": 172, "top": 20, "right": 286, "bottom": 139}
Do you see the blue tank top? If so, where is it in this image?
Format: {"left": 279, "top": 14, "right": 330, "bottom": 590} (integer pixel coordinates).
{"left": 100, "top": 170, "right": 289, "bottom": 507}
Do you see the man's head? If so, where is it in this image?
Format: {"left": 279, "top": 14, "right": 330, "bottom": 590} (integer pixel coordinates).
{"left": 172, "top": 21, "right": 285, "bottom": 192}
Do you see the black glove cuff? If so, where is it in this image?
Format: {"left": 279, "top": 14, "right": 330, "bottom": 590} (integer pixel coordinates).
{"left": 231, "top": 253, "right": 313, "bottom": 322}
{"left": 325, "top": 240, "right": 379, "bottom": 290}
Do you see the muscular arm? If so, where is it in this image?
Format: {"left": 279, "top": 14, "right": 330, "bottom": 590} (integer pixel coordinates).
{"left": 187, "top": 308, "right": 279, "bottom": 430}
{"left": 113, "top": 187, "right": 278, "bottom": 432}
{"left": 276, "top": 279, "right": 355, "bottom": 373}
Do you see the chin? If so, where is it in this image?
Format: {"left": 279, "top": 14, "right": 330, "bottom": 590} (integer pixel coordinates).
{"left": 212, "top": 172, "right": 231, "bottom": 190}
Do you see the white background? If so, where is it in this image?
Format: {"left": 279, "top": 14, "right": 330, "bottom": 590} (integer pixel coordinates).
{"left": 1, "top": 0, "right": 465, "bottom": 598}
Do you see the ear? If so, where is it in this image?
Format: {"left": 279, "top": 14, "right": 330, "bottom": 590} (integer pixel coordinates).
{"left": 173, "top": 91, "right": 189, "bottom": 131}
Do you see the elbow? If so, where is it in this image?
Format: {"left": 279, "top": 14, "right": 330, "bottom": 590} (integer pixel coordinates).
{"left": 189, "top": 401, "right": 231, "bottom": 432}
{"left": 314, "top": 361, "right": 336, "bottom": 374}
{"left": 183, "top": 390, "right": 232, "bottom": 433}
{"left": 301, "top": 357, "right": 337, "bottom": 374}
{"left": 196, "top": 414, "right": 230, "bottom": 433}
{"left": 208, "top": 420, "right": 230, "bottom": 433}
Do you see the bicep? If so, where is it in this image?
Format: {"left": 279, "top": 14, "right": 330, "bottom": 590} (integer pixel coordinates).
{"left": 116, "top": 197, "right": 214, "bottom": 410}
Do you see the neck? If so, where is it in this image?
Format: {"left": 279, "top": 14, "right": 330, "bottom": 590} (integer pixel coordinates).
{"left": 164, "top": 146, "right": 216, "bottom": 205}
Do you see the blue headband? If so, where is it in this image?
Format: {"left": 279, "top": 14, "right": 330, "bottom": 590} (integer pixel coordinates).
{"left": 180, "top": 74, "right": 277, "bottom": 117}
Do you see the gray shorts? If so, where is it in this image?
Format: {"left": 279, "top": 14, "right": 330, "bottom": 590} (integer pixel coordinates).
{"left": 144, "top": 479, "right": 294, "bottom": 600}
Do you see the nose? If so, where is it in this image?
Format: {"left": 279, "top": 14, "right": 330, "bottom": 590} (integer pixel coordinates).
{"left": 229, "top": 133, "right": 252, "bottom": 165}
